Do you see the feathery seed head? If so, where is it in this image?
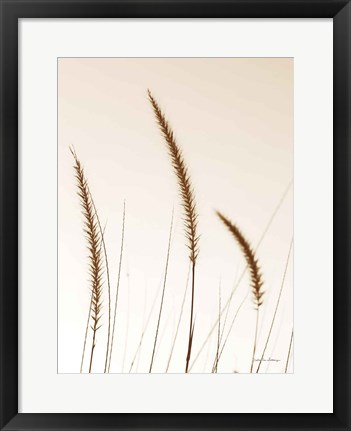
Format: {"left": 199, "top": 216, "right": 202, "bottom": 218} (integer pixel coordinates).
{"left": 216, "top": 211, "right": 264, "bottom": 308}
{"left": 147, "top": 90, "right": 199, "bottom": 263}
{"left": 70, "top": 147, "right": 104, "bottom": 330}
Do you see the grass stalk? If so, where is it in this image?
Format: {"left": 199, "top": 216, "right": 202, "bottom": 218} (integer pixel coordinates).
{"left": 284, "top": 330, "right": 294, "bottom": 373}
{"left": 88, "top": 202, "right": 111, "bottom": 374}
{"left": 216, "top": 291, "right": 249, "bottom": 370}
{"left": 250, "top": 307, "right": 260, "bottom": 372}
{"left": 70, "top": 148, "right": 104, "bottom": 374}
{"left": 80, "top": 294, "right": 92, "bottom": 373}
{"left": 136, "top": 283, "right": 148, "bottom": 372}
{"left": 149, "top": 208, "right": 174, "bottom": 373}
{"left": 216, "top": 211, "right": 264, "bottom": 374}
{"left": 256, "top": 238, "right": 293, "bottom": 373}
{"left": 212, "top": 281, "right": 221, "bottom": 373}
{"left": 80, "top": 223, "right": 107, "bottom": 373}
{"left": 129, "top": 282, "right": 162, "bottom": 372}
{"left": 148, "top": 90, "right": 199, "bottom": 373}
{"left": 155, "top": 305, "right": 174, "bottom": 360}
{"left": 219, "top": 264, "right": 240, "bottom": 347}
{"left": 107, "top": 201, "right": 126, "bottom": 373}
{"left": 122, "top": 271, "right": 130, "bottom": 372}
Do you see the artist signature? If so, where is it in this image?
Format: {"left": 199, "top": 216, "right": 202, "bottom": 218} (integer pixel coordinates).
{"left": 254, "top": 358, "right": 280, "bottom": 362}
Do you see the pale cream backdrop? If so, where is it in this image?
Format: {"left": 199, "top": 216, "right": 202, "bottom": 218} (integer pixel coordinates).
{"left": 58, "top": 57, "right": 293, "bottom": 374}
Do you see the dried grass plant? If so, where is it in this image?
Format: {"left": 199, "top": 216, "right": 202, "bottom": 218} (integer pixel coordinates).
{"left": 149, "top": 208, "right": 174, "bottom": 373}
{"left": 68, "top": 93, "right": 292, "bottom": 375}
{"left": 284, "top": 330, "right": 294, "bottom": 373}
{"left": 70, "top": 148, "right": 104, "bottom": 373}
{"left": 216, "top": 211, "right": 264, "bottom": 373}
{"left": 165, "top": 266, "right": 190, "bottom": 372}
{"left": 256, "top": 238, "right": 293, "bottom": 373}
{"left": 148, "top": 90, "right": 200, "bottom": 373}
{"left": 107, "top": 201, "right": 126, "bottom": 373}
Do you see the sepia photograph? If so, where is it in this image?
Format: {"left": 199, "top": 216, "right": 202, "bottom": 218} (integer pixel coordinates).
{"left": 58, "top": 57, "right": 293, "bottom": 374}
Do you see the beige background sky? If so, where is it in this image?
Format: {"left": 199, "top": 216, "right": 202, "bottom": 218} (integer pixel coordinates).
{"left": 58, "top": 58, "right": 293, "bottom": 374}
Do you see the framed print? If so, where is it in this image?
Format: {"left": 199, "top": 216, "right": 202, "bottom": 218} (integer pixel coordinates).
{"left": 0, "top": 0, "right": 350, "bottom": 430}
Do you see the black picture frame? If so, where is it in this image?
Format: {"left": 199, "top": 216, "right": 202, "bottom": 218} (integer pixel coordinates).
{"left": 1, "top": 1, "right": 350, "bottom": 430}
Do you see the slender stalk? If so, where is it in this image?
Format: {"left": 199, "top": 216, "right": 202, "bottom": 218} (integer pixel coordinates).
{"left": 202, "top": 330, "right": 213, "bottom": 373}
{"left": 217, "top": 211, "right": 264, "bottom": 373}
{"left": 216, "top": 212, "right": 264, "bottom": 308}
{"left": 80, "top": 294, "right": 92, "bottom": 373}
{"left": 285, "top": 330, "right": 294, "bottom": 373}
{"left": 148, "top": 90, "right": 199, "bottom": 373}
{"left": 256, "top": 239, "right": 293, "bottom": 373}
{"left": 214, "top": 283, "right": 222, "bottom": 373}
{"left": 149, "top": 209, "right": 174, "bottom": 373}
{"left": 107, "top": 201, "right": 126, "bottom": 373}
{"left": 155, "top": 306, "right": 174, "bottom": 359}
{"left": 136, "top": 282, "right": 148, "bottom": 372}
{"left": 185, "top": 265, "right": 196, "bottom": 373}
{"left": 88, "top": 199, "right": 112, "bottom": 374}
{"left": 265, "top": 313, "right": 284, "bottom": 373}
{"left": 122, "top": 271, "right": 130, "bottom": 372}
{"left": 165, "top": 265, "right": 190, "bottom": 372}
{"left": 89, "top": 331, "right": 97, "bottom": 372}
{"left": 219, "top": 264, "right": 240, "bottom": 347}
{"left": 216, "top": 212, "right": 264, "bottom": 374}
